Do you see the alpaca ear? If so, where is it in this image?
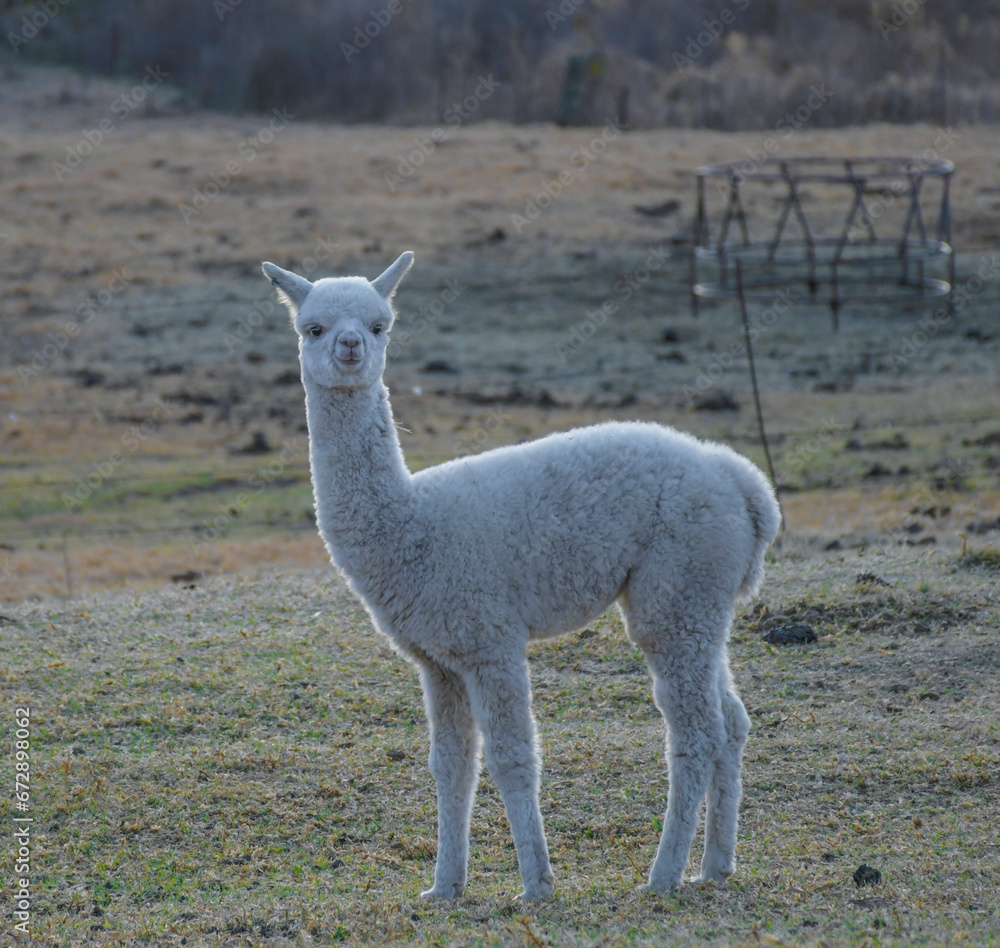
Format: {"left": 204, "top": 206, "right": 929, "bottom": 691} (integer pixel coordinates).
{"left": 370, "top": 251, "right": 414, "bottom": 301}
{"left": 262, "top": 262, "right": 313, "bottom": 314}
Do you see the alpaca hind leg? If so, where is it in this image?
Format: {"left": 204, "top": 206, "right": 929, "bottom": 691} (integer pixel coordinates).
{"left": 465, "top": 657, "right": 554, "bottom": 900}
{"left": 697, "top": 666, "right": 750, "bottom": 883}
{"left": 640, "top": 643, "right": 727, "bottom": 892}
{"left": 418, "top": 661, "right": 481, "bottom": 899}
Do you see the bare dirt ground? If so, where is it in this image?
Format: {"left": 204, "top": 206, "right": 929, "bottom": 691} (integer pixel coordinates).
{"left": 2, "top": 64, "right": 1000, "bottom": 598}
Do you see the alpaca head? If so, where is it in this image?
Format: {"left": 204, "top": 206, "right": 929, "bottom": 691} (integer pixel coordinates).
{"left": 262, "top": 252, "right": 414, "bottom": 390}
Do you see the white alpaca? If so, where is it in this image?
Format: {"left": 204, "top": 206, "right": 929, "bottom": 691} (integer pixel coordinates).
{"left": 262, "top": 252, "right": 781, "bottom": 900}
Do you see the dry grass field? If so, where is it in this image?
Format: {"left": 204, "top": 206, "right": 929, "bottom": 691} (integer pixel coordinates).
{"left": 1, "top": 63, "right": 1000, "bottom": 946}
{"left": 2, "top": 549, "right": 999, "bottom": 947}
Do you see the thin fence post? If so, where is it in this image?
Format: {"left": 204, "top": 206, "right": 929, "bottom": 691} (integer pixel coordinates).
{"left": 61, "top": 532, "right": 74, "bottom": 599}
{"left": 736, "top": 261, "right": 784, "bottom": 529}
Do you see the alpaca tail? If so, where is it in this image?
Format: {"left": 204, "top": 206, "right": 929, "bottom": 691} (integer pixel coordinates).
{"left": 724, "top": 453, "right": 782, "bottom": 601}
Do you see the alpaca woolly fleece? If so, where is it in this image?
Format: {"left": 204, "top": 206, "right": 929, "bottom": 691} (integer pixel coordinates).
{"left": 262, "top": 251, "right": 781, "bottom": 900}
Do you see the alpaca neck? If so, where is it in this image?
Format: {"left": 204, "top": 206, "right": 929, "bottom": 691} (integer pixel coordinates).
{"left": 304, "top": 380, "right": 416, "bottom": 579}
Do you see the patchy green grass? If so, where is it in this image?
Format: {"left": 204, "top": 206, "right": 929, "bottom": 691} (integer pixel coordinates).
{"left": 0, "top": 450, "right": 315, "bottom": 538}
{"left": 2, "top": 547, "right": 998, "bottom": 947}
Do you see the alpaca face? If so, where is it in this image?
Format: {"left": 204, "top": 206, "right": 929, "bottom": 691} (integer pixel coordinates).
{"left": 262, "top": 253, "right": 414, "bottom": 392}
{"left": 295, "top": 279, "right": 395, "bottom": 390}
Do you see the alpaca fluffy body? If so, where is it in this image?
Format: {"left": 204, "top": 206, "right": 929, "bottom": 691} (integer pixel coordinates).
{"left": 262, "top": 252, "right": 781, "bottom": 900}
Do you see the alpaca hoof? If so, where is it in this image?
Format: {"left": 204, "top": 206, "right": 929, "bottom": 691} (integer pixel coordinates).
{"left": 688, "top": 875, "right": 719, "bottom": 886}
{"left": 420, "top": 882, "right": 465, "bottom": 900}
{"left": 692, "top": 865, "right": 734, "bottom": 886}
{"left": 517, "top": 888, "right": 553, "bottom": 901}
{"left": 517, "top": 874, "right": 555, "bottom": 901}
{"left": 638, "top": 878, "right": 679, "bottom": 895}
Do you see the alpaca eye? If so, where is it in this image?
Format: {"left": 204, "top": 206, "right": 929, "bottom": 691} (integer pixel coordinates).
{"left": 308, "top": 325, "right": 324, "bottom": 338}
{"left": 371, "top": 323, "right": 383, "bottom": 336}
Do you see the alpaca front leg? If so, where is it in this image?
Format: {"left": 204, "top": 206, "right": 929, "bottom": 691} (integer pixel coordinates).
{"left": 418, "top": 662, "right": 481, "bottom": 899}
{"left": 466, "top": 658, "right": 554, "bottom": 900}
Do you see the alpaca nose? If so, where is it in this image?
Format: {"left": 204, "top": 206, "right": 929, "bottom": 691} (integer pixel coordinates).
{"left": 336, "top": 331, "right": 363, "bottom": 364}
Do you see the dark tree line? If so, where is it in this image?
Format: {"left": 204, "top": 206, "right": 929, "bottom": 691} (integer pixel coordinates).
{"left": 3, "top": 0, "right": 999, "bottom": 127}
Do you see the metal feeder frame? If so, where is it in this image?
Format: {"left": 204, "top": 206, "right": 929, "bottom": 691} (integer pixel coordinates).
{"left": 687, "top": 156, "right": 955, "bottom": 523}
{"left": 691, "top": 156, "right": 954, "bottom": 327}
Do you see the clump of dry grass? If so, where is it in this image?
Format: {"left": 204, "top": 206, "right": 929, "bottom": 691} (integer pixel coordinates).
{"left": 2, "top": 545, "right": 998, "bottom": 946}
{"left": 956, "top": 546, "right": 1000, "bottom": 572}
